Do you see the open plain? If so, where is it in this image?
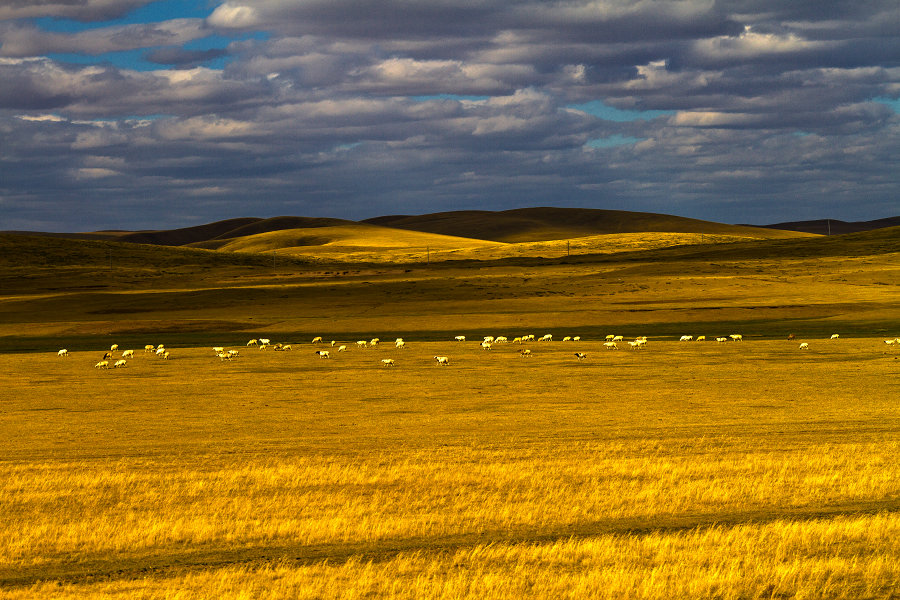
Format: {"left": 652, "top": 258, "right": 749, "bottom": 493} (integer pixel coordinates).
{"left": 1, "top": 212, "right": 899, "bottom": 598}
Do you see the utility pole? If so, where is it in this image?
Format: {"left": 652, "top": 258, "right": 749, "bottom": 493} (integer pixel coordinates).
{"left": 426, "top": 246, "right": 430, "bottom": 265}
{"left": 827, "top": 219, "right": 831, "bottom": 236}
{"left": 567, "top": 240, "right": 570, "bottom": 257}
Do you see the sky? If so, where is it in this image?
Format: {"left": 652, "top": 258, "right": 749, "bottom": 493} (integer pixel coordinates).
{"left": 1, "top": 1, "right": 899, "bottom": 232}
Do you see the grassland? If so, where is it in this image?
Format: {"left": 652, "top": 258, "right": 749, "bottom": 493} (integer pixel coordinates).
{"left": 1, "top": 220, "right": 899, "bottom": 598}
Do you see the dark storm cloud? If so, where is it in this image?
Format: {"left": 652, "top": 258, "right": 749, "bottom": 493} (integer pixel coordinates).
{"left": 1, "top": 0, "right": 899, "bottom": 230}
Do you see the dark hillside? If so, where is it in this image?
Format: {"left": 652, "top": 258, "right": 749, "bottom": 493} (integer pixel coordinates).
{"left": 364, "top": 207, "right": 812, "bottom": 243}
{"left": 754, "top": 216, "right": 900, "bottom": 235}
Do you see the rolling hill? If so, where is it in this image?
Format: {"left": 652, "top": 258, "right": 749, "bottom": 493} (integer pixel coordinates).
{"left": 754, "top": 216, "right": 900, "bottom": 236}
{"left": 362, "top": 207, "right": 814, "bottom": 243}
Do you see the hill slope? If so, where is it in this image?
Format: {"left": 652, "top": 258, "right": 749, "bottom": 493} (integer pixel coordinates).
{"left": 119, "top": 216, "right": 354, "bottom": 246}
{"left": 755, "top": 216, "right": 900, "bottom": 236}
{"left": 363, "top": 207, "right": 813, "bottom": 243}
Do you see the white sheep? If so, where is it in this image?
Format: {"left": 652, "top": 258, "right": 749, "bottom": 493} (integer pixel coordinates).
{"left": 213, "top": 346, "right": 225, "bottom": 353}
{"left": 155, "top": 347, "right": 166, "bottom": 356}
{"left": 161, "top": 351, "right": 170, "bottom": 360}
{"left": 122, "top": 349, "right": 134, "bottom": 358}
{"left": 730, "top": 334, "right": 743, "bottom": 342}
{"left": 434, "top": 356, "right": 450, "bottom": 366}
{"left": 573, "top": 336, "right": 581, "bottom": 342}
{"left": 311, "top": 336, "right": 323, "bottom": 344}
{"left": 247, "top": 339, "right": 258, "bottom": 346}
{"left": 356, "top": 340, "right": 368, "bottom": 348}
{"left": 715, "top": 337, "right": 728, "bottom": 343}
{"left": 227, "top": 350, "right": 240, "bottom": 357}
{"left": 612, "top": 335, "right": 624, "bottom": 342}
{"left": 520, "top": 349, "right": 532, "bottom": 357}
{"left": 282, "top": 344, "right": 292, "bottom": 351}
{"left": 315, "top": 350, "right": 330, "bottom": 359}
{"left": 57, "top": 349, "right": 69, "bottom": 357}
{"left": 144, "top": 344, "right": 155, "bottom": 353}
{"left": 799, "top": 342, "right": 809, "bottom": 350}
{"left": 679, "top": 335, "right": 693, "bottom": 342}
{"left": 113, "top": 359, "right": 127, "bottom": 368}
{"left": 562, "top": 336, "right": 572, "bottom": 342}
{"left": 370, "top": 338, "right": 380, "bottom": 346}
{"left": 381, "top": 358, "right": 395, "bottom": 367}
{"left": 696, "top": 336, "right": 706, "bottom": 341}
{"left": 885, "top": 339, "right": 897, "bottom": 345}
{"left": 395, "top": 340, "right": 406, "bottom": 349}
{"left": 454, "top": 335, "right": 466, "bottom": 342}
{"left": 259, "top": 338, "right": 271, "bottom": 346}
{"left": 110, "top": 344, "right": 118, "bottom": 352}
{"left": 157, "top": 344, "right": 165, "bottom": 350}
{"left": 94, "top": 360, "right": 109, "bottom": 369}
{"left": 627, "top": 340, "right": 644, "bottom": 350}
{"left": 495, "top": 336, "right": 508, "bottom": 344}
{"left": 605, "top": 334, "right": 615, "bottom": 341}
{"left": 830, "top": 334, "right": 840, "bottom": 339}
{"left": 603, "top": 341, "right": 618, "bottom": 350}
{"left": 574, "top": 352, "right": 587, "bottom": 360}
{"left": 539, "top": 334, "right": 553, "bottom": 342}
{"left": 483, "top": 336, "right": 495, "bottom": 343}
{"left": 337, "top": 345, "right": 347, "bottom": 352}
{"left": 481, "top": 341, "right": 492, "bottom": 350}
{"left": 512, "top": 337, "right": 523, "bottom": 344}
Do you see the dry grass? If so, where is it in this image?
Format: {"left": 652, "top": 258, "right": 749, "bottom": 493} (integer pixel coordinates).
{"left": 1, "top": 224, "right": 899, "bottom": 598}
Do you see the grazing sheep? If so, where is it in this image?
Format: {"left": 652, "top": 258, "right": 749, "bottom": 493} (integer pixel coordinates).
{"left": 788, "top": 333, "right": 796, "bottom": 340}
{"left": 357, "top": 340, "right": 368, "bottom": 348}
{"left": 311, "top": 336, "right": 323, "bottom": 344}
{"left": 830, "top": 334, "right": 840, "bottom": 339}
{"left": 337, "top": 345, "right": 347, "bottom": 352}
{"left": 282, "top": 344, "right": 292, "bottom": 351}
{"left": 370, "top": 338, "right": 380, "bottom": 346}
{"left": 481, "top": 341, "right": 492, "bottom": 350}
{"left": 157, "top": 344, "right": 165, "bottom": 350}
{"left": 603, "top": 341, "right": 618, "bottom": 350}
{"left": 679, "top": 335, "right": 694, "bottom": 342}
{"left": 539, "top": 334, "right": 553, "bottom": 342}
{"left": 314, "top": 350, "right": 330, "bottom": 359}
{"left": 612, "top": 335, "right": 624, "bottom": 342}
{"left": 434, "top": 356, "right": 450, "bottom": 366}
{"left": 883, "top": 339, "right": 896, "bottom": 345}
{"left": 395, "top": 340, "right": 406, "bottom": 349}
{"left": 512, "top": 337, "right": 523, "bottom": 344}
{"left": 247, "top": 339, "right": 258, "bottom": 346}
{"left": 573, "top": 336, "right": 581, "bottom": 342}
{"left": 227, "top": 350, "right": 240, "bottom": 357}
{"left": 799, "top": 342, "right": 810, "bottom": 350}
{"left": 562, "top": 336, "right": 572, "bottom": 342}
{"left": 495, "top": 336, "right": 508, "bottom": 344}
{"left": 574, "top": 352, "right": 587, "bottom": 361}
{"left": 122, "top": 349, "right": 134, "bottom": 358}
{"left": 331, "top": 340, "right": 337, "bottom": 347}
{"left": 103, "top": 352, "right": 113, "bottom": 360}
{"left": 605, "top": 335, "right": 615, "bottom": 341}
{"left": 110, "top": 344, "right": 118, "bottom": 352}
{"left": 113, "top": 359, "right": 127, "bottom": 368}
{"left": 217, "top": 352, "right": 233, "bottom": 361}
{"left": 213, "top": 347, "right": 225, "bottom": 353}
{"left": 144, "top": 344, "right": 155, "bottom": 353}
{"left": 627, "top": 340, "right": 645, "bottom": 350}
{"left": 454, "top": 335, "right": 466, "bottom": 342}
{"left": 716, "top": 337, "right": 728, "bottom": 343}
{"left": 520, "top": 349, "right": 532, "bottom": 357}
{"left": 381, "top": 358, "right": 395, "bottom": 367}
{"left": 259, "top": 338, "right": 271, "bottom": 346}
{"left": 483, "top": 336, "right": 495, "bottom": 343}
{"left": 729, "top": 334, "right": 743, "bottom": 342}
{"left": 160, "top": 351, "right": 170, "bottom": 359}
{"left": 94, "top": 360, "right": 109, "bottom": 369}
{"left": 522, "top": 334, "right": 535, "bottom": 342}
{"left": 57, "top": 349, "right": 69, "bottom": 357}
{"left": 155, "top": 347, "right": 166, "bottom": 356}
{"left": 696, "top": 336, "right": 706, "bottom": 341}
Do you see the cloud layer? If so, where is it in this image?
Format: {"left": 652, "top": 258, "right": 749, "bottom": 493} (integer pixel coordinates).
{"left": 1, "top": 0, "right": 898, "bottom": 230}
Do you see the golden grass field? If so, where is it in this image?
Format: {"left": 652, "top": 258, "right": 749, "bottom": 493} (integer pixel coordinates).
{"left": 1, "top": 215, "right": 899, "bottom": 598}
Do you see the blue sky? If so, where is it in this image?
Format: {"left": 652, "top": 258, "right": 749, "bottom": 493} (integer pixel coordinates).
{"left": 1, "top": 0, "right": 899, "bottom": 231}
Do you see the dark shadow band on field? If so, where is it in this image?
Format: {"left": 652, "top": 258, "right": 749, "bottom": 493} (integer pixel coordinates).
{"left": 3, "top": 499, "right": 899, "bottom": 589}
{"left": 2, "top": 317, "right": 898, "bottom": 354}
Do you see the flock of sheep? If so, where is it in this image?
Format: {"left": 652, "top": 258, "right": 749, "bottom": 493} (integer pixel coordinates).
{"left": 57, "top": 331, "right": 900, "bottom": 370}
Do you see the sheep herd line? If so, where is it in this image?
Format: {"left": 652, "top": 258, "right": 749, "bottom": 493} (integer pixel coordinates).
{"left": 57, "top": 331, "right": 900, "bottom": 370}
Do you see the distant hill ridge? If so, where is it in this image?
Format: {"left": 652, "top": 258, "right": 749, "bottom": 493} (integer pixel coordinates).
{"left": 362, "top": 207, "right": 810, "bottom": 243}
{"left": 753, "top": 216, "right": 900, "bottom": 236}
{"left": 118, "top": 216, "right": 353, "bottom": 246}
